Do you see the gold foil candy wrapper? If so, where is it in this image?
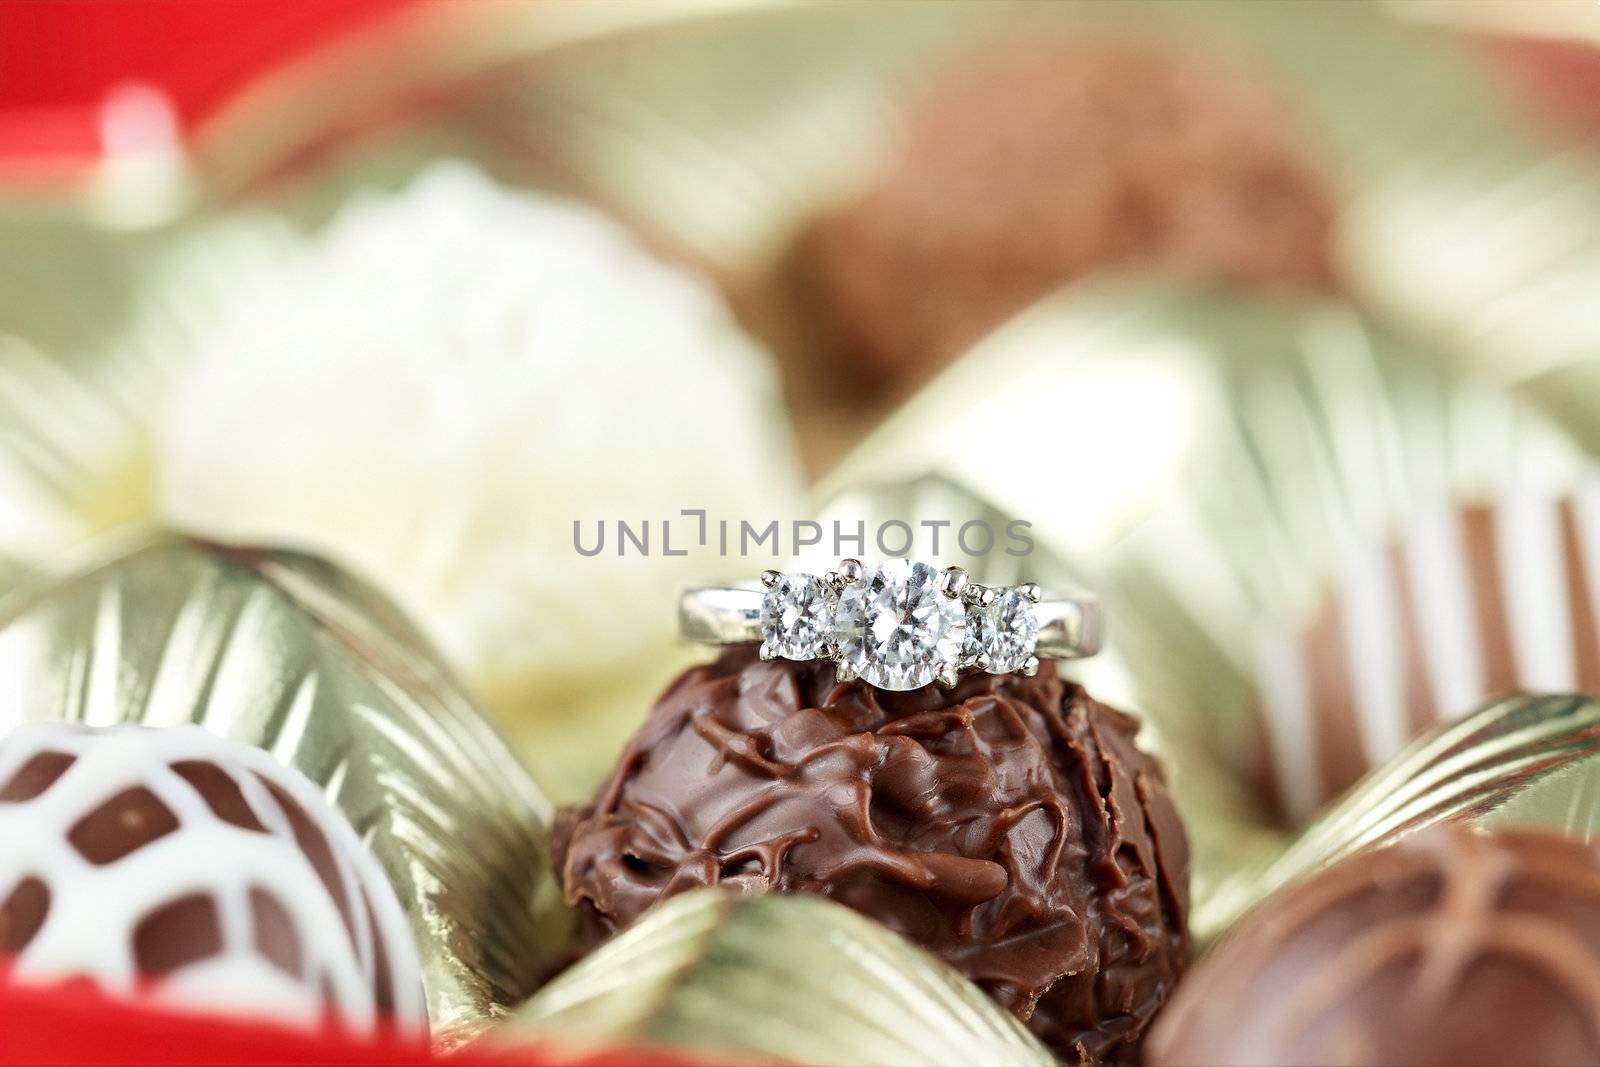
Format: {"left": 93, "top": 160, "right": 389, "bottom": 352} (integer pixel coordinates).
{"left": 0, "top": 216, "right": 173, "bottom": 565}
{"left": 0, "top": 213, "right": 295, "bottom": 576}
{"left": 1195, "top": 690, "right": 1600, "bottom": 944}
{"left": 511, "top": 888, "right": 1053, "bottom": 1067}
{"left": 1520, "top": 357, "right": 1600, "bottom": 459}
{"left": 820, "top": 282, "right": 1594, "bottom": 920}
{"left": 0, "top": 555, "right": 26, "bottom": 600}
{"left": 1322, "top": 24, "right": 1600, "bottom": 455}
{"left": 0, "top": 532, "right": 569, "bottom": 1043}
{"left": 1475, "top": 712, "right": 1600, "bottom": 843}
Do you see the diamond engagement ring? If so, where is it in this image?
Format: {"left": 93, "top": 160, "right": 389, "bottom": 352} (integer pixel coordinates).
{"left": 679, "top": 558, "right": 1103, "bottom": 692}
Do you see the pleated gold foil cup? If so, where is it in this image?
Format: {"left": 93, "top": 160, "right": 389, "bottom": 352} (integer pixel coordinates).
{"left": 819, "top": 281, "right": 1597, "bottom": 922}
{"left": 509, "top": 889, "right": 1052, "bottom": 1067}
{"left": 0, "top": 212, "right": 295, "bottom": 580}
{"left": 0, "top": 532, "right": 570, "bottom": 1044}
{"left": 1196, "top": 690, "right": 1600, "bottom": 943}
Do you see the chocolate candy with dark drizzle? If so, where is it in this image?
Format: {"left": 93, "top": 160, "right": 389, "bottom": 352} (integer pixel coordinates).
{"left": 556, "top": 646, "right": 1190, "bottom": 1063}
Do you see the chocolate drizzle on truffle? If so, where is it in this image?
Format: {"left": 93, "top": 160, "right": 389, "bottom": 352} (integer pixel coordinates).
{"left": 1149, "top": 825, "right": 1600, "bottom": 1067}
{"left": 134, "top": 893, "right": 224, "bottom": 977}
{"left": 0, "top": 751, "right": 76, "bottom": 803}
{"left": 0, "top": 877, "right": 49, "bottom": 954}
{"left": 68, "top": 786, "right": 180, "bottom": 865}
{"left": 556, "top": 646, "right": 1190, "bottom": 1062}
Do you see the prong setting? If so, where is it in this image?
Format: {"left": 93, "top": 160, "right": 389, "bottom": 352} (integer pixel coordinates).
{"left": 1019, "top": 582, "right": 1042, "bottom": 604}
{"left": 939, "top": 566, "right": 969, "bottom": 598}
{"left": 1021, "top": 655, "right": 1040, "bottom": 677}
{"left": 963, "top": 584, "right": 995, "bottom": 607}
{"left": 760, "top": 569, "right": 781, "bottom": 589}
{"left": 837, "top": 558, "right": 865, "bottom": 585}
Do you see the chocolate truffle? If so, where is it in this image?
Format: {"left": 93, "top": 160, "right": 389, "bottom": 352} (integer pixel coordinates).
{"left": 1149, "top": 824, "right": 1600, "bottom": 1066}
{"left": 555, "top": 647, "right": 1190, "bottom": 1063}
{"left": 795, "top": 39, "right": 1339, "bottom": 390}
{"left": 0, "top": 724, "right": 426, "bottom": 1034}
{"left": 1252, "top": 494, "right": 1600, "bottom": 826}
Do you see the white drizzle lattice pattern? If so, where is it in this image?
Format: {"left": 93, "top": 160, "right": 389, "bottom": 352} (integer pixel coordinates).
{"left": 0, "top": 724, "right": 425, "bottom": 1033}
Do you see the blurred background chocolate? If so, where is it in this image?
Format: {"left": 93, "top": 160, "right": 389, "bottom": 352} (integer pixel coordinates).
{"left": 555, "top": 647, "right": 1188, "bottom": 1063}
{"left": 1254, "top": 486, "right": 1600, "bottom": 822}
{"left": 0, "top": 723, "right": 425, "bottom": 1033}
{"left": 1149, "top": 824, "right": 1600, "bottom": 1067}
{"left": 794, "top": 37, "right": 1338, "bottom": 395}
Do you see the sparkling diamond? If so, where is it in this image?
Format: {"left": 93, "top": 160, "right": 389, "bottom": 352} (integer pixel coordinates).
{"left": 965, "top": 588, "right": 1039, "bottom": 674}
{"left": 761, "top": 573, "right": 836, "bottom": 660}
{"left": 833, "top": 559, "right": 965, "bottom": 690}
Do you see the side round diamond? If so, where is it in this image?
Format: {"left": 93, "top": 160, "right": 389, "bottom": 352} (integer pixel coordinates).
{"left": 833, "top": 559, "right": 966, "bottom": 690}
{"left": 760, "top": 573, "right": 836, "bottom": 660}
{"left": 966, "top": 588, "right": 1039, "bottom": 674}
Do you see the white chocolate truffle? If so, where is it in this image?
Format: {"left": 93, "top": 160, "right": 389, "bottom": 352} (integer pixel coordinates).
{"left": 0, "top": 723, "right": 426, "bottom": 1033}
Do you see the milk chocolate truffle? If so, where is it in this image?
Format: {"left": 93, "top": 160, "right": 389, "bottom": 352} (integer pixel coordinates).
{"left": 555, "top": 647, "right": 1190, "bottom": 1063}
{"left": 796, "top": 39, "right": 1338, "bottom": 389}
{"left": 1149, "top": 824, "right": 1600, "bottom": 1066}
{"left": 0, "top": 724, "right": 426, "bottom": 1034}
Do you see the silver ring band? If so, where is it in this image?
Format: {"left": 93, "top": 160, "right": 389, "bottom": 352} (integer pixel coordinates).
{"left": 679, "top": 558, "right": 1102, "bottom": 692}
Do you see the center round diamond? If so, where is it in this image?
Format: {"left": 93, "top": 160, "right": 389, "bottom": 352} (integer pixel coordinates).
{"left": 833, "top": 559, "right": 965, "bottom": 690}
